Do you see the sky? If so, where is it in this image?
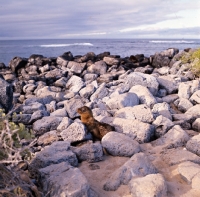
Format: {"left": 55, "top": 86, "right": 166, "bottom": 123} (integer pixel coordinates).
{"left": 0, "top": 0, "right": 200, "bottom": 40}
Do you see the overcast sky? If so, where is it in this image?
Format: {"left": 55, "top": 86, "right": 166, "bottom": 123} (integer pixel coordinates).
{"left": 0, "top": 0, "right": 200, "bottom": 40}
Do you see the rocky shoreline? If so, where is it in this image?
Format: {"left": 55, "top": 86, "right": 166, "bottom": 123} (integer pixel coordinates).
{"left": 1, "top": 47, "right": 200, "bottom": 196}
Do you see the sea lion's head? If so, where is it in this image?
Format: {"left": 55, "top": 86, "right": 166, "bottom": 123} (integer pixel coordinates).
{"left": 77, "top": 106, "right": 92, "bottom": 115}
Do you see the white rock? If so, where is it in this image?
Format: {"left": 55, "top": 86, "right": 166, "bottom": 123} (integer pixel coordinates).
{"left": 178, "top": 161, "right": 200, "bottom": 184}
{"left": 174, "top": 98, "right": 193, "bottom": 112}
{"left": 185, "top": 104, "right": 200, "bottom": 116}
{"left": 157, "top": 75, "right": 180, "bottom": 94}
{"left": 129, "top": 174, "right": 167, "bottom": 197}
{"left": 33, "top": 116, "right": 63, "bottom": 136}
{"left": 67, "top": 61, "right": 86, "bottom": 74}
{"left": 103, "top": 152, "right": 157, "bottom": 191}
{"left": 97, "top": 117, "right": 154, "bottom": 143}
{"left": 186, "top": 134, "right": 200, "bottom": 156}
{"left": 102, "top": 132, "right": 141, "bottom": 157}
{"left": 125, "top": 72, "right": 159, "bottom": 96}
{"left": 192, "top": 118, "right": 200, "bottom": 132}
{"left": 71, "top": 141, "right": 103, "bottom": 162}
{"left": 29, "top": 141, "right": 78, "bottom": 176}
{"left": 106, "top": 92, "right": 139, "bottom": 110}
{"left": 153, "top": 125, "right": 189, "bottom": 149}
{"left": 50, "top": 108, "right": 68, "bottom": 117}
{"left": 65, "top": 75, "right": 84, "bottom": 93}
{"left": 153, "top": 115, "right": 174, "bottom": 138}
{"left": 152, "top": 102, "right": 172, "bottom": 120}
{"left": 178, "top": 82, "right": 191, "bottom": 99}
{"left": 129, "top": 85, "right": 157, "bottom": 108}
{"left": 39, "top": 162, "right": 97, "bottom": 197}
{"left": 79, "top": 84, "right": 96, "bottom": 99}
{"left": 103, "top": 56, "right": 119, "bottom": 66}
{"left": 64, "top": 98, "right": 85, "bottom": 119}
{"left": 115, "top": 105, "right": 154, "bottom": 123}
{"left": 90, "top": 83, "right": 109, "bottom": 102}
{"left": 60, "top": 122, "right": 91, "bottom": 143}
{"left": 190, "top": 90, "right": 200, "bottom": 104}
{"left": 87, "top": 60, "right": 107, "bottom": 75}
{"left": 57, "top": 117, "right": 73, "bottom": 132}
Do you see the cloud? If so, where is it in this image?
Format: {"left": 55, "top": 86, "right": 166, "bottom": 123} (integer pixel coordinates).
{"left": 0, "top": 0, "right": 200, "bottom": 39}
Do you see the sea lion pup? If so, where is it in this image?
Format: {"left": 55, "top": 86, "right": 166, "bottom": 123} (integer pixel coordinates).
{"left": 77, "top": 106, "right": 115, "bottom": 140}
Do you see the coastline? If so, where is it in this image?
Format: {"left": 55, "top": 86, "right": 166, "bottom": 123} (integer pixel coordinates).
{"left": 1, "top": 47, "right": 200, "bottom": 196}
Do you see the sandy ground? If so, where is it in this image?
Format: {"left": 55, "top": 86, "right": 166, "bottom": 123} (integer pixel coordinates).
{"left": 78, "top": 130, "right": 200, "bottom": 197}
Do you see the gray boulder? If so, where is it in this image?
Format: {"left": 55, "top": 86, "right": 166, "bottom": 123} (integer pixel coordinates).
{"left": 22, "top": 102, "right": 45, "bottom": 114}
{"left": 39, "top": 63, "right": 50, "bottom": 73}
{"left": 103, "top": 56, "right": 119, "bottom": 66}
{"left": 172, "top": 113, "right": 196, "bottom": 124}
{"left": 87, "top": 60, "right": 107, "bottom": 75}
{"left": 45, "top": 100, "right": 56, "bottom": 113}
{"left": 178, "top": 82, "right": 192, "bottom": 99}
{"left": 12, "top": 114, "right": 31, "bottom": 124}
{"left": 29, "top": 110, "right": 50, "bottom": 123}
{"left": 64, "top": 98, "right": 85, "bottom": 119}
{"left": 23, "top": 83, "right": 36, "bottom": 94}
{"left": 84, "top": 73, "right": 98, "bottom": 82}
{"left": 57, "top": 117, "right": 73, "bottom": 132}
{"left": 102, "top": 132, "right": 141, "bottom": 157}
{"left": 152, "top": 53, "right": 171, "bottom": 68}
{"left": 153, "top": 115, "right": 174, "bottom": 138}
{"left": 178, "top": 161, "right": 200, "bottom": 184}
{"left": 174, "top": 98, "right": 193, "bottom": 112}
{"left": 37, "top": 130, "right": 59, "bottom": 146}
{"left": 152, "top": 125, "right": 189, "bottom": 149}
{"left": 90, "top": 83, "right": 109, "bottom": 102}
{"left": 103, "top": 152, "right": 157, "bottom": 191}
{"left": 106, "top": 92, "right": 139, "bottom": 110}
{"left": 0, "top": 77, "right": 13, "bottom": 112}
{"left": 125, "top": 72, "right": 159, "bottom": 96}
{"left": 97, "top": 117, "right": 154, "bottom": 143}
{"left": 39, "top": 162, "right": 97, "bottom": 197}
{"left": 50, "top": 108, "right": 68, "bottom": 117}
{"left": 162, "top": 94, "right": 179, "bottom": 103}
{"left": 79, "top": 84, "right": 96, "bottom": 99}
{"left": 29, "top": 141, "right": 78, "bottom": 176}
{"left": 65, "top": 75, "right": 85, "bottom": 93}
{"left": 192, "top": 118, "right": 200, "bottom": 132}
{"left": 54, "top": 77, "right": 68, "bottom": 88}
{"left": 115, "top": 105, "right": 154, "bottom": 123}
{"left": 190, "top": 90, "right": 200, "bottom": 104}
{"left": 152, "top": 102, "right": 172, "bottom": 120}
{"left": 67, "top": 61, "right": 86, "bottom": 74}
{"left": 33, "top": 116, "right": 63, "bottom": 136}
{"left": 129, "top": 85, "right": 157, "bottom": 108}
{"left": 71, "top": 141, "right": 103, "bottom": 162}
{"left": 56, "top": 56, "right": 69, "bottom": 67}
{"left": 157, "top": 75, "right": 180, "bottom": 94}
{"left": 36, "top": 86, "right": 64, "bottom": 101}
{"left": 185, "top": 104, "right": 200, "bottom": 116}
{"left": 9, "top": 56, "right": 27, "bottom": 73}
{"left": 161, "top": 148, "right": 200, "bottom": 166}
{"left": 129, "top": 174, "right": 167, "bottom": 197}
{"left": 186, "top": 134, "right": 200, "bottom": 156}
{"left": 60, "top": 122, "right": 92, "bottom": 143}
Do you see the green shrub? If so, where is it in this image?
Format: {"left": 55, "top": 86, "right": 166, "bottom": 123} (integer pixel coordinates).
{"left": 180, "top": 48, "right": 200, "bottom": 77}
{"left": 0, "top": 109, "right": 34, "bottom": 165}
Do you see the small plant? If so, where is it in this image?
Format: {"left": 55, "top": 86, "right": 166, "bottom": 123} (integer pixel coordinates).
{"left": 0, "top": 109, "right": 34, "bottom": 166}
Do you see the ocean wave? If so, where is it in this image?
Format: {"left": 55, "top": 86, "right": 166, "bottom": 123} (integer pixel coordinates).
{"left": 149, "top": 40, "right": 195, "bottom": 44}
{"left": 40, "top": 43, "right": 93, "bottom": 47}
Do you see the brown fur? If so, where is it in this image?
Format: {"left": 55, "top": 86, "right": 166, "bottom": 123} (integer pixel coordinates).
{"left": 77, "top": 106, "right": 115, "bottom": 140}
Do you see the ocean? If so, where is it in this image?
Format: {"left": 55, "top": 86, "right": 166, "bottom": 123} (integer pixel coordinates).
{"left": 0, "top": 39, "right": 200, "bottom": 66}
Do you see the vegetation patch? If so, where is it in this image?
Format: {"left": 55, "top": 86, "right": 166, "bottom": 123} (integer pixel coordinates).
{"left": 180, "top": 48, "right": 200, "bottom": 77}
